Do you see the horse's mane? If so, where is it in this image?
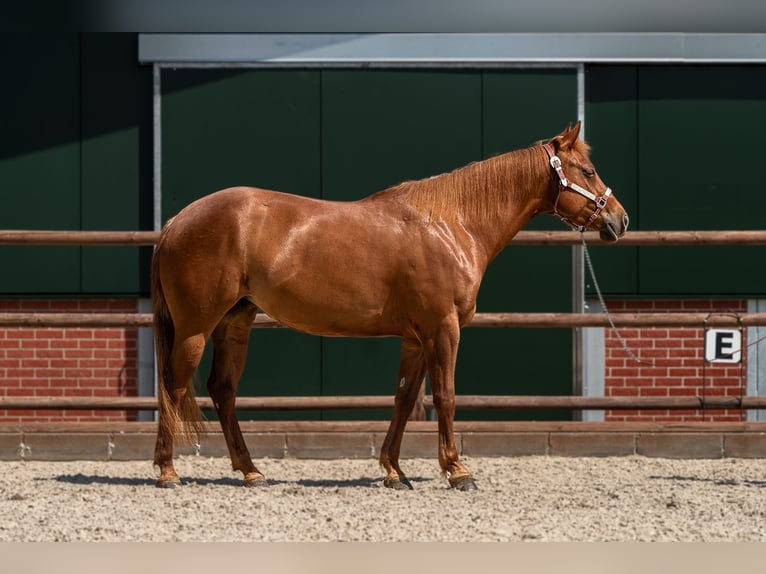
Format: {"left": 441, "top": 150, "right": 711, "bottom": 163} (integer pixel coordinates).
{"left": 379, "top": 144, "right": 551, "bottom": 223}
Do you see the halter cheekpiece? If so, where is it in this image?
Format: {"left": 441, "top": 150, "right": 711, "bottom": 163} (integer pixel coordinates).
{"left": 542, "top": 142, "right": 612, "bottom": 233}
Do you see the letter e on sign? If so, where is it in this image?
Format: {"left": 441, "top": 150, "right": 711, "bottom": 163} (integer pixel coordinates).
{"left": 704, "top": 329, "right": 742, "bottom": 363}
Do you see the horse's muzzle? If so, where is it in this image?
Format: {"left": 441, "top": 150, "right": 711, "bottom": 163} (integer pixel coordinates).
{"left": 600, "top": 212, "right": 629, "bottom": 242}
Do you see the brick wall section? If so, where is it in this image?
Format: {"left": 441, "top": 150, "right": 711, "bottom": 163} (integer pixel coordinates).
{"left": 0, "top": 300, "right": 139, "bottom": 423}
{"left": 604, "top": 300, "right": 748, "bottom": 423}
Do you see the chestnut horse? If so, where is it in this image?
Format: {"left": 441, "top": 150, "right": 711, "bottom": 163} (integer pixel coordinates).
{"left": 152, "top": 122, "right": 628, "bottom": 491}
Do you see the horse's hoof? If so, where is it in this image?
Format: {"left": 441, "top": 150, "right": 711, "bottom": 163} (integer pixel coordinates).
{"left": 156, "top": 477, "right": 181, "bottom": 489}
{"left": 244, "top": 473, "right": 269, "bottom": 487}
{"left": 449, "top": 475, "right": 478, "bottom": 492}
{"left": 384, "top": 476, "right": 414, "bottom": 491}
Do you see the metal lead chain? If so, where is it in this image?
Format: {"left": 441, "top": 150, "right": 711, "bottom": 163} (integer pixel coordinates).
{"left": 580, "top": 232, "right": 650, "bottom": 365}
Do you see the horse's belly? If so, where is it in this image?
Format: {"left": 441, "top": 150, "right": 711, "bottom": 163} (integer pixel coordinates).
{"left": 248, "top": 277, "right": 400, "bottom": 338}
{"left": 255, "top": 296, "right": 398, "bottom": 337}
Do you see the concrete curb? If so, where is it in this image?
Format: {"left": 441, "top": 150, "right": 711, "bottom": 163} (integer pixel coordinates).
{"left": 3, "top": 423, "right": 766, "bottom": 461}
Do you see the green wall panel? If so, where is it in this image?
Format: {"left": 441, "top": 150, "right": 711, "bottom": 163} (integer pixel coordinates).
{"left": 320, "top": 337, "right": 401, "bottom": 421}
{"left": 194, "top": 330, "right": 322, "bottom": 422}
{"left": 584, "top": 66, "right": 639, "bottom": 296}
{"left": 479, "top": 69, "right": 578, "bottom": 307}
{"left": 320, "top": 70, "right": 482, "bottom": 418}
{"left": 456, "top": 70, "right": 577, "bottom": 420}
{"left": 321, "top": 70, "right": 482, "bottom": 199}
{"left": 161, "top": 68, "right": 581, "bottom": 421}
{"left": 586, "top": 65, "right": 766, "bottom": 298}
{"left": 0, "top": 34, "right": 81, "bottom": 294}
{"left": 80, "top": 34, "right": 153, "bottom": 295}
{"left": 161, "top": 69, "right": 323, "bottom": 416}
{"left": 637, "top": 66, "right": 766, "bottom": 295}
{"left": 0, "top": 33, "right": 152, "bottom": 297}
{"left": 161, "top": 69, "right": 321, "bottom": 222}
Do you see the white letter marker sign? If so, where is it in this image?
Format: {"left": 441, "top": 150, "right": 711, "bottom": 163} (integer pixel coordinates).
{"left": 704, "top": 329, "right": 742, "bottom": 363}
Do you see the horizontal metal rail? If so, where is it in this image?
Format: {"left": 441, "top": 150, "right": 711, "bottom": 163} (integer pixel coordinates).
{"left": 2, "top": 229, "right": 766, "bottom": 246}
{"left": 2, "top": 311, "right": 766, "bottom": 328}
{"left": 0, "top": 395, "right": 761, "bottom": 411}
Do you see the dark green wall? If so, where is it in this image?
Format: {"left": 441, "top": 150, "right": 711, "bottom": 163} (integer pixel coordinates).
{"left": 0, "top": 33, "right": 153, "bottom": 297}
{"left": 161, "top": 68, "right": 577, "bottom": 420}
{"left": 586, "top": 65, "right": 766, "bottom": 297}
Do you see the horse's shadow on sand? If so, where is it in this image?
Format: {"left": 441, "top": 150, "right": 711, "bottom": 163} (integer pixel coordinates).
{"left": 50, "top": 473, "right": 766, "bottom": 490}
{"left": 48, "top": 474, "right": 429, "bottom": 489}
{"left": 293, "top": 476, "right": 429, "bottom": 488}
{"left": 50, "top": 474, "right": 156, "bottom": 487}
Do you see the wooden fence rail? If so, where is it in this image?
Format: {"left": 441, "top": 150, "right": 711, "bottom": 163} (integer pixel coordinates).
{"left": 1, "top": 395, "right": 764, "bottom": 412}
{"left": 2, "top": 229, "right": 766, "bottom": 246}
{"left": 2, "top": 311, "right": 766, "bottom": 329}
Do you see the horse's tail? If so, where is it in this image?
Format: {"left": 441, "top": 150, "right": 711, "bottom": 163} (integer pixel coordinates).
{"left": 152, "top": 221, "right": 204, "bottom": 445}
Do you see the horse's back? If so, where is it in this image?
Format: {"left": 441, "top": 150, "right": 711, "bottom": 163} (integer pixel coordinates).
{"left": 157, "top": 187, "right": 395, "bottom": 332}
{"left": 157, "top": 185, "right": 478, "bottom": 337}
{"left": 160, "top": 186, "right": 332, "bottom": 261}
{"left": 165, "top": 186, "right": 316, "bottom": 228}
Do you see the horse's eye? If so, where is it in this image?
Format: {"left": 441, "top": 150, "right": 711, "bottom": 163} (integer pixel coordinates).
{"left": 582, "top": 167, "right": 595, "bottom": 178}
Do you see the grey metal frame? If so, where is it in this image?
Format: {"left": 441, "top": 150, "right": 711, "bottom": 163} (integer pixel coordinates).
{"left": 139, "top": 33, "right": 766, "bottom": 65}
{"left": 748, "top": 301, "right": 766, "bottom": 422}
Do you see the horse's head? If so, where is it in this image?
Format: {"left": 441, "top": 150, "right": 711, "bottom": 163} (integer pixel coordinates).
{"left": 543, "top": 122, "right": 629, "bottom": 242}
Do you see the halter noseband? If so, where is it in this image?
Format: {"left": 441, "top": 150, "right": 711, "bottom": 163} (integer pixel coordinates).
{"left": 542, "top": 143, "right": 612, "bottom": 233}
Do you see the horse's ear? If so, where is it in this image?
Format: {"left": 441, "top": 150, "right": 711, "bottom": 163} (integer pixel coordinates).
{"left": 552, "top": 121, "right": 581, "bottom": 152}
{"left": 569, "top": 121, "right": 582, "bottom": 141}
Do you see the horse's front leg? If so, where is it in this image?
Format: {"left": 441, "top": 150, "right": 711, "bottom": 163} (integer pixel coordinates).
{"left": 380, "top": 339, "right": 428, "bottom": 490}
{"left": 425, "top": 320, "right": 477, "bottom": 491}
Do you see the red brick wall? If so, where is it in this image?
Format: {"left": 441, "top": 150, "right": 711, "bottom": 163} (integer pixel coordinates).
{"left": 0, "top": 300, "right": 140, "bottom": 423}
{"left": 604, "top": 300, "right": 748, "bottom": 423}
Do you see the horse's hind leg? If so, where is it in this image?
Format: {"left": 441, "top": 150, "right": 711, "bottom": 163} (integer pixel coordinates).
{"left": 208, "top": 299, "right": 267, "bottom": 487}
{"left": 380, "top": 339, "right": 428, "bottom": 490}
{"left": 155, "top": 331, "right": 207, "bottom": 488}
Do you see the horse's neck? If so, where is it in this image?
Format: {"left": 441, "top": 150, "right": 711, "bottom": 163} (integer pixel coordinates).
{"left": 459, "top": 148, "right": 552, "bottom": 265}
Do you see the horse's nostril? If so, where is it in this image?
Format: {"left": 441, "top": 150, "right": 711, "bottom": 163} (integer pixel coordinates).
{"left": 622, "top": 213, "right": 630, "bottom": 230}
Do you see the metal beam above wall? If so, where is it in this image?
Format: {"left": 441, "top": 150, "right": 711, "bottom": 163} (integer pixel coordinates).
{"left": 79, "top": 0, "right": 766, "bottom": 35}
{"left": 139, "top": 33, "right": 766, "bottom": 65}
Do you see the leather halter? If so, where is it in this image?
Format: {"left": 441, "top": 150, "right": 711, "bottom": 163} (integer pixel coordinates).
{"left": 542, "top": 143, "right": 612, "bottom": 232}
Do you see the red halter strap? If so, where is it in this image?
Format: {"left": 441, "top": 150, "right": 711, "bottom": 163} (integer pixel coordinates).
{"left": 542, "top": 143, "right": 612, "bottom": 232}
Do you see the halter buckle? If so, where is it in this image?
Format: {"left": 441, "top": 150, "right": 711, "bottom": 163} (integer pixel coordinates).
{"left": 595, "top": 196, "right": 608, "bottom": 210}
{"left": 549, "top": 155, "right": 562, "bottom": 169}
